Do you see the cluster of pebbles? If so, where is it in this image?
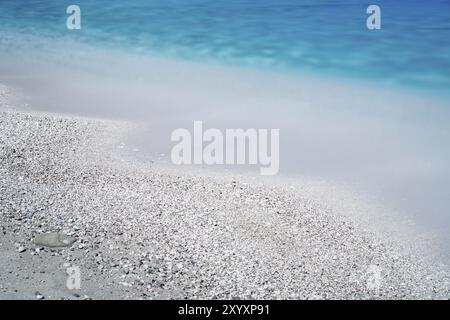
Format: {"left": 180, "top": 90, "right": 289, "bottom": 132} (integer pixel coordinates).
{"left": 0, "top": 95, "right": 449, "bottom": 299}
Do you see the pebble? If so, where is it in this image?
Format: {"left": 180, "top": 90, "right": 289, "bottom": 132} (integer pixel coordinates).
{"left": 35, "top": 292, "right": 45, "bottom": 300}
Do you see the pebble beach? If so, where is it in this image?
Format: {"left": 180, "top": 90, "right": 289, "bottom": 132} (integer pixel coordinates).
{"left": 0, "top": 84, "right": 449, "bottom": 300}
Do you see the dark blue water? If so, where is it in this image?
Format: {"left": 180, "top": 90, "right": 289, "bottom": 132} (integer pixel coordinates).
{"left": 1, "top": 0, "right": 450, "bottom": 92}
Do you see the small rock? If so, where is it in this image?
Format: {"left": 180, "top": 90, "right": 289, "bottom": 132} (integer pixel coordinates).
{"left": 17, "top": 246, "right": 26, "bottom": 253}
{"left": 35, "top": 292, "right": 45, "bottom": 300}
{"left": 33, "top": 232, "right": 76, "bottom": 248}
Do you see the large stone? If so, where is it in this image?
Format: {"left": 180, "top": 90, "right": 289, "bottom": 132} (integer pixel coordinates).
{"left": 33, "top": 232, "right": 76, "bottom": 248}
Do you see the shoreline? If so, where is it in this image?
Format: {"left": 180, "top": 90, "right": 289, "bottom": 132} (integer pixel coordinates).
{"left": 1, "top": 85, "right": 449, "bottom": 299}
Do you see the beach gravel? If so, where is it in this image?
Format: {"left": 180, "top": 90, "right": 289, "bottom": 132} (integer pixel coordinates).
{"left": 0, "top": 97, "right": 449, "bottom": 299}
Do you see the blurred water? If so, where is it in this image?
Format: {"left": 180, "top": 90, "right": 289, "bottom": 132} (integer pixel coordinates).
{"left": 1, "top": 0, "right": 450, "bottom": 92}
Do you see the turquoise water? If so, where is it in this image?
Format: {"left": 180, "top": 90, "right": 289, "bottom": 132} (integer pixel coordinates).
{"left": 1, "top": 0, "right": 450, "bottom": 92}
